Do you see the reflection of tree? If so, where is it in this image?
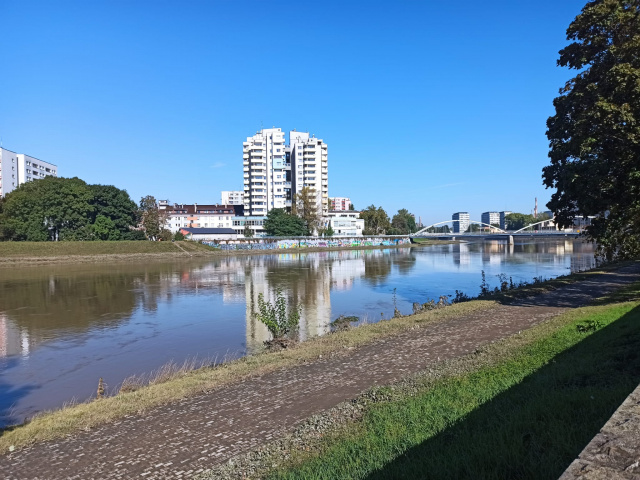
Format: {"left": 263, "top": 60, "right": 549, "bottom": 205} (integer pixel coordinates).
{"left": 362, "top": 249, "right": 417, "bottom": 286}
{"left": 0, "top": 272, "right": 139, "bottom": 334}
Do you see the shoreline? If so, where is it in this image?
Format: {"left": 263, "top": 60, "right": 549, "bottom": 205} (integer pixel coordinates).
{"left": 0, "top": 261, "right": 630, "bottom": 453}
{"left": 0, "top": 240, "right": 456, "bottom": 267}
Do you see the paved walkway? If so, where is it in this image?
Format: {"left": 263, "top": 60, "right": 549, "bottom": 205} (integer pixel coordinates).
{"left": 2, "top": 264, "right": 640, "bottom": 479}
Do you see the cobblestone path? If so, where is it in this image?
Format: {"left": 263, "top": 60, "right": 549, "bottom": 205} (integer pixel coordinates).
{"left": 3, "top": 264, "right": 640, "bottom": 479}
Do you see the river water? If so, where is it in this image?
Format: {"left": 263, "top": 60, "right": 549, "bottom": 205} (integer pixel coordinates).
{"left": 0, "top": 238, "right": 595, "bottom": 427}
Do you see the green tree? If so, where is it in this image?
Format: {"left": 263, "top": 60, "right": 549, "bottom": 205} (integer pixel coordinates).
{"left": 543, "top": 0, "right": 640, "bottom": 260}
{"left": 1, "top": 177, "right": 94, "bottom": 241}
{"left": 390, "top": 208, "right": 417, "bottom": 235}
{"left": 89, "top": 184, "right": 138, "bottom": 234}
{"left": 139, "top": 195, "right": 167, "bottom": 241}
{"left": 243, "top": 222, "right": 254, "bottom": 238}
{"left": 263, "top": 208, "right": 307, "bottom": 236}
{"left": 293, "top": 186, "right": 320, "bottom": 235}
{"left": 92, "top": 215, "right": 121, "bottom": 240}
{"left": 360, "top": 205, "right": 390, "bottom": 235}
{"left": 505, "top": 212, "right": 550, "bottom": 231}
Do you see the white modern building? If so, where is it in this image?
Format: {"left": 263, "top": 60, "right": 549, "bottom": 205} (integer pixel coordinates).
{"left": 288, "top": 130, "right": 329, "bottom": 217}
{"left": 481, "top": 211, "right": 500, "bottom": 228}
{"left": 330, "top": 197, "right": 351, "bottom": 211}
{"left": 452, "top": 212, "right": 470, "bottom": 233}
{"left": 325, "top": 211, "right": 364, "bottom": 237}
{"left": 243, "top": 128, "right": 289, "bottom": 216}
{"left": 231, "top": 215, "right": 267, "bottom": 237}
{"left": 162, "top": 203, "right": 237, "bottom": 233}
{"left": 0, "top": 148, "right": 58, "bottom": 197}
{"left": 221, "top": 190, "right": 243, "bottom": 205}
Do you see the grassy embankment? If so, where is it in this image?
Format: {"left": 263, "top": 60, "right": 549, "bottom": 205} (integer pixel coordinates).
{"left": 0, "top": 240, "right": 444, "bottom": 265}
{"left": 263, "top": 284, "right": 640, "bottom": 480}
{"left": 0, "top": 240, "right": 213, "bottom": 258}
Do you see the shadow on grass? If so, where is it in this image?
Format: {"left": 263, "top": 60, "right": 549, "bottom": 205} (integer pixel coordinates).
{"left": 365, "top": 306, "right": 640, "bottom": 480}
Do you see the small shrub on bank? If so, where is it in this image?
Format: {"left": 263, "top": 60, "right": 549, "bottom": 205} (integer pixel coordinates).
{"left": 256, "top": 289, "right": 301, "bottom": 342}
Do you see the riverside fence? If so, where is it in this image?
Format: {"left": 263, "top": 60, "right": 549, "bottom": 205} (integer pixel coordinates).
{"left": 201, "top": 236, "right": 411, "bottom": 251}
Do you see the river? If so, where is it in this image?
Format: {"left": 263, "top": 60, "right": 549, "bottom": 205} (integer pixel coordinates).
{"left": 0, "top": 238, "right": 595, "bottom": 427}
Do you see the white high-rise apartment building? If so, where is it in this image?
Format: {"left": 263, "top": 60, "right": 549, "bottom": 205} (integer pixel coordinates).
{"left": 243, "top": 128, "right": 288, "bottom": 216}
{"left": 452, "top": 212, "right": 470, "bottom": 233}
{"left": 288, "top": 130, "right": 328, "bottom": 216}
{"left": 0, "top": 148, "right": 58, "bottom": 197}
{"left": 221, "top": 191, "right": 243, "bottom": 205}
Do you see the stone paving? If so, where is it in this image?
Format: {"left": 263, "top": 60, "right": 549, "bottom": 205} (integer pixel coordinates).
{"left": 2, "top": 264, "right": 640, "bottom": 479}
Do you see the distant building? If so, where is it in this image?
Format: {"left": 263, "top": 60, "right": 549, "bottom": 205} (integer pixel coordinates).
{"left": 243, "top": 128, "right": 289, "bottom": 216}
{"left": 163, "top": 203, "right": 236, "bottom": 233}
{"left": 324, "top": 211, "right": 364, "bottom": 237}
{"left": 288, "top": 130, "right": 329, "bottom": 217}
{"left": 330, "top": 197, "right": 351, "bottom": 211}
{"left": 452, "top": 212, "right": 470, "bottom": 233}
{"left": 232, "top": 215, "right": 267, "bottom": 237}
{"left": 499, "top": 211, "right": 512, "bottom": 230}
{"left": 0, "top": 148, "right": 58, "bottom": 197}
{"left": 481, "top": 212, "right": 500, "bottom": 229}
{"left": 179, "top": 227, "right": 238, "bottom": 241}
{"left": 221, "top": 191, "right": 244, "bottom": 205}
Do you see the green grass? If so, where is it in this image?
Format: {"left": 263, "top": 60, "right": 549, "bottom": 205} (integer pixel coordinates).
{"left": 0, "top": 240, "right": 216, "bottom": 257}
{"left": 267, "top": 287, "right": 640, "bottom": 479}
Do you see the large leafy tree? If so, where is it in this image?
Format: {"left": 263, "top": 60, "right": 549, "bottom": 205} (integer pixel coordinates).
{"left": 390, "top": 208, "right": 417, "bottom": 235}
{"left": 360, "top": 205, "right": 391, "bottom": 235}
{"left": 543, "top": 0, "right": 640, "bottom": 260}
{"left": 1, "top": 177, "right": 94, "bottom": 241}
{"left": 264, "top": 208, "right": 307, "bottom": 236}
{"left": 89, "top": 184, "right": 138, "bottom": 234}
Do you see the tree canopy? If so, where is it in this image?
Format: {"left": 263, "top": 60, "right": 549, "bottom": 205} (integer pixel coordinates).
{"left": 389, "top": 208, "right": 417, "bottom": 235}
{"left": 504, "top": 212, "right": 550, "bottom": 231}
{"left": 0, "top": 177, "right": 141, "bottom": 241}
{"left": 264, "top": 208, "right": 307, "bottom": 236}
{"left": 360, "top": 205, "right": 390, "bottom": 235}
{"left": 543, "top": 0, "right": 640, "bottom": 260}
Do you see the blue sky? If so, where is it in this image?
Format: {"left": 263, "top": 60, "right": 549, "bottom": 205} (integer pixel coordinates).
{"left": 1, "top": 0, "right": 586, "bottom": 225}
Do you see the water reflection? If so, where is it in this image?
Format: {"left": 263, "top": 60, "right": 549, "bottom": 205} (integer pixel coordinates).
{"left": 0, "top": 239, "right": 595, "bottom": 425}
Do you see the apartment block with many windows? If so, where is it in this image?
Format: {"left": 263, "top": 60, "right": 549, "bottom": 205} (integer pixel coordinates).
{"left": 0, "top": 148, "right": 58, "bottom": 197}
{"left": 481, "top": 211, "right": 500, "bottom": 228}
{"left": 288, "top": 130, "right": 328, "bottom": 216}
{"left": 221, "top": 191, "right": 244, "bottom": 205}
{"left": 452, "top": 212, "right": 470, "bottom": 233}
{"left": 330, "top": 197, "right": 351, "bottom": 211}
{"left": 243, "top": 128, "right": 289, "bottom": 216}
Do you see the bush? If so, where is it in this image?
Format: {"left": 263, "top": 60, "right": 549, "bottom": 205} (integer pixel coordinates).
{"left": 255, "top": 289, "right": 300, "bottom": 340}
{"left": 174, "top": 231, "right": 185, "bottom": 241}
{"left": 121, "top": 230, "right": 147, "bottom": 241}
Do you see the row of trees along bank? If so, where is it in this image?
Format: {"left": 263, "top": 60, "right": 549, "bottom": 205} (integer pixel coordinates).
{"left": 0, "top": 176, "right": 166, "bottom": 241}
{"left": 263, "top": 204, "right": 420, "bottom": 237}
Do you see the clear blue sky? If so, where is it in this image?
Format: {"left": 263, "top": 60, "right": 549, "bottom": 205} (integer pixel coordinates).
{"left": 1, "top": 0, "right": 586, "bottom": 225}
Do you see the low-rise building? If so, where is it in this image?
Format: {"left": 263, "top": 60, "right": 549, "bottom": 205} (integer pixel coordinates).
{"left": 324, "top": 211, "right": 364, "bottom": 237}
{"left": 232, "top": 215, "right": 267, "bottom": 237}
{"left": 163, "top": 203, "right": 236, "bottom": 233}
{"left": 179, "top": 227, "right": 238, "bottom": 241}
